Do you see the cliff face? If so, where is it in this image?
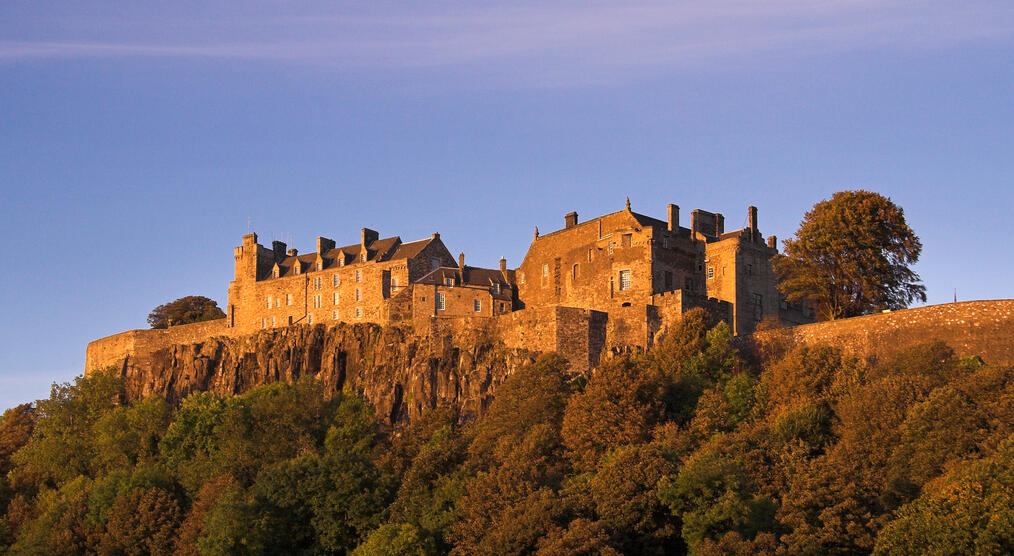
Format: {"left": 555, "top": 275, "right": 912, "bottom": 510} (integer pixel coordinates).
{"left": 113, "top": 322, "right": 536, "bottom": 425}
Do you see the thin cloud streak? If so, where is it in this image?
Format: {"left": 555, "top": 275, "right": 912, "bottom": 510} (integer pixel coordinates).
{"left": 2, "top": 1, "right": 1012, "bottom": 83}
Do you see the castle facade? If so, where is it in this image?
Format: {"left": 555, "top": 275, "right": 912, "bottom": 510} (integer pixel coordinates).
{"left": 225, "top": 200, "right": 811, "bottom": 341}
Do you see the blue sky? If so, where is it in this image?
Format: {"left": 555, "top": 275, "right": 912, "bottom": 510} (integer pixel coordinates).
{"left": 1, "top": 1, "right": 1012, "bottom": 410}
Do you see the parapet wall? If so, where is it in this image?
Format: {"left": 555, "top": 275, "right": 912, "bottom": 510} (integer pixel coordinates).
{"left": 86, "top": 319, "right": 232, "bottom": 374}
{"left": 752, "top": 300, "right": 1014, "bottom": 365}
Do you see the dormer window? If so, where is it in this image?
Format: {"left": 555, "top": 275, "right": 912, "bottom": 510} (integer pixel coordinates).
{"left": 361, "top": 253, "right": 367, "bottom": 263}
{"left": 493, "top": 283, "right": 501, "bottom": 294}
{"left": 445, "top": 277, "right": 454, "bottom": 287}
{"left": 339, "top": 257, "right": 345, "bottom": 267}
{"left": 272, "top": 266, "right": 280, "bottom": 278}
{"left": 316, "top": 261, "right": 323, "bottom": 271}
{"left": 294, "top": 264, "right": 300, "bottom": 275}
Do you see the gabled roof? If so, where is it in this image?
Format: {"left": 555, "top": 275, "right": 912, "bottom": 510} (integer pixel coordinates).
{"left": 389, "top": 237, "right": 434, "bottom": 260}
{"left": 418, "top": 266, "right": 515, "bottom": 287}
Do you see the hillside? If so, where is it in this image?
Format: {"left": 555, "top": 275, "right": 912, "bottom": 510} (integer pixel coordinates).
{"left": 3, "top": 307, "right": 1014, "bottom": 554}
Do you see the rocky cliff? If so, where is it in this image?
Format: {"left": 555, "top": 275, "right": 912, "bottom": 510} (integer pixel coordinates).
{"left": 109, "top": 322, "right": 537, "bottom": 425}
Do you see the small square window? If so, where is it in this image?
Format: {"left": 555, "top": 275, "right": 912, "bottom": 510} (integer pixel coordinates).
{"left": 707, "top": 267, "right": 715, "bottom": 279}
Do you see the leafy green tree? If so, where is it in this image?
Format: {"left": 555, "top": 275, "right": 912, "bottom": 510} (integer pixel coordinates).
{"left": 92, "top": 395, "right": 171, "bottom": 473}
{"left": 10, "top": 476, "right": 97, "bottom": 555}
{"left": 772, "top": 190, "right": 926, "bottom": 320}
{"left": 160, "top": 392, "right": 226, "bottom": 494}
{"left": 0, "top": 404, "right": 34, "bottom": 477}
{"left": 10, "top": 370, "right": 123, "bottom": 488}
{"left": 147, "top": 295, "right": 225, "bottom": 329}
{"left": 875, "top": 437, "right": 1014, "bottom": 555}
{"left": 98, "top": 486, "right": 183, "bottom": 556}
{"left": 535, "top": 518, "right": 621, "bottom": 556}
{"left": 562, "top": 357, "right": 671, "bottom": 472}
{"left": 353, "top": 523, "right": 438, "bottom": 556}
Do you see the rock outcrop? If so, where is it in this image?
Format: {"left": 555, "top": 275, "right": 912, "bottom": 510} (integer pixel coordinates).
{"left": 109, "top": 322, "right": 537, "bottom": 425}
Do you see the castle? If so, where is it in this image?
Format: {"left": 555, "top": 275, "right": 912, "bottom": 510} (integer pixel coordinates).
{"left": 224, "top": 199, "right": 813, "bottom": 342}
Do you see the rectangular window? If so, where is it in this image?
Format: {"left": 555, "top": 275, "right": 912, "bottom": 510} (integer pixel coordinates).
{"left": 355, "top": 307, "right": 362, "bottom": 318}
{"left": 313, "top": 294, "right": 321, "bottom": 309}
{"left": 747, "top": 264, "right": 753, "bottom": 276}
{"left": 314, "top": 277, "right": 322, "bottom": 290}
{"left": 266, "top": 296, "right": 272, "bottom": 308}
{"left": 261, "top": 318, "right": 267, "bottom": 329}
{"left": 339, "top": 258, "right": 345, "bottom": 267}
{"left": 361, "top": 253, "right": 367, "bottom": 262}
{"left": 316, "top": 261, "right": 322, "bottom": 271}
{"left": 355, "top": 270, "right": 362, "bottom": 283}
{"left": 275, "top": 298, "right": 281, "bottom": 308}
{"left": 608, "top": 241, "right": 614, "bottom": 254}
{"left": 519, "top": 272, "right": 525, "bottom": 284}
{"left": 436, "top": 292, "right": 446, "bottom": 311}
{"left": 622, "top": 233, "right": 632, "bottom": 248}
{"left": 271, "top": 316, "right": 277, "bottom": 326}
{"left": 445, "top": 277, "right": 454, "bottom": 287}
{"left": 333, "top": 274, "right": 339, "bottom": 287}
{"left": 333, "top": 310, "right": 339, "bottom": 320}
{"left": 473, "top": 299, "right": 481, "bottom": 312}
{"left": 500, "top": 302, "right": 506, "bottom": 312}
{"left": 355, "top": 288, "right": 361, "bottom": 301}
{"left": 286, "top": 294, "right": 293, "bottom": 305}
{"left": 391, "top": 277, "right": 399, "bottom": 291}
{"left": 619, "top": 270, "right": 632, "bottom": 291}
{"left": 333, "top": 292, "right": 339, "bottom": 305}
{"left": 542, "top": 264, "right": 548, "bottom": 277}
{"left": 493, "top": 283, "right": 501, "bottom": 294}
{"left": 707, "top": 267, "right": 715, "bottom": 279}
{"left": 588, "top": 248, "right": 593, "bottom": 262}
{"left": 663, "top": 237, "right": 670, "bottom": 249}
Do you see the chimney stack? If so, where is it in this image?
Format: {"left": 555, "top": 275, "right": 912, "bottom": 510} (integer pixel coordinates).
{"left": 767, "top": 235, "right": 777, "bottom": 250}
{"left": 458, "top": 252, "right": 465, "bottom": 269}
{"left": 715, "top": 213, "right": 725, "bottom": 236}
{"left": 667, "top": 204, "right": 679, "bottom": 232}
{"left": 287, "top": 248, "right": 298, "bottom": 256}
{"left": 499, "top": 256, "right": 507, "bottom": 272}
{"left": 748, "top": 206, "right": 758, "bottom": 241}
{"left": 565, "top": 211, "right": 578, "bottom": 229}
{"left": 317, "top": 236, "right": 335, "bottom": 254}
{"left": 272, "top": 241, "right": 287, "bottom": 262}
{"left": 361, "top": 227, "right": 379, "bottom": 248}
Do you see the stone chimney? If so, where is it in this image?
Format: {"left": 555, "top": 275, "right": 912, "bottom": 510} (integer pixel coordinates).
{"left": 716, "top": 213, "right": 725, "bottom": 236}
{"left": 500, "top": 256, "right": 507, "bottom": 272}
{"left": 565, "top": 211, "right": 578, "bottom": 229}
{"left": 361, "top": 228, "right": 379, "bottom": 248}
{"left": 287, "top": 248, "right": 298, "bottom": 257}
{"left": 458, "top": 252, "right": 465, "bottom": 270}
{"left": 748, "top": 206, "right": 758, "bottom": 241}
{"left": 317, "top": 236, "right": 335, "bottom": 255}
{"left": 667, "top": 204, "right": 679, "bottom": 232}
{"left": 272, "top": 241, "right": 287, "bottom": 262}
{"left": 767, "top": 235, "right": 778, "bottom": 250}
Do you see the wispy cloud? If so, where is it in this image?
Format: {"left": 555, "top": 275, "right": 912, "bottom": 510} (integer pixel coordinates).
{"left": 2, "top": 1, "right": 1012, "bottom": 83}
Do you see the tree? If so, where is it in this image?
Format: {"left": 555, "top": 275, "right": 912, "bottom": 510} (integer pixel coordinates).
{"left": 772, "top": 190, "right": 926, "bottom": 320}
{"left": 147, "top": 295, "right": 225, "bottom": 329}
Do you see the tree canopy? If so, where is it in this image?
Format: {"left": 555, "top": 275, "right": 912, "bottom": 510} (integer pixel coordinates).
{"left": 147, "top": 296, "right": 225, "bottom": 329}
{"left": 772, "top": 190, "right": 926, "bottom": 320}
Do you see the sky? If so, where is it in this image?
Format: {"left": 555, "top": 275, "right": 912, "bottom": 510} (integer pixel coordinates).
{"left": 1, "top": 1, "right": 1013, "bottom": 410}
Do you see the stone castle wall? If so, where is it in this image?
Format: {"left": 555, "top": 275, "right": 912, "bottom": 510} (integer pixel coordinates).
{"left": 751, "top": 300, "right": 1014, "bottom": 365}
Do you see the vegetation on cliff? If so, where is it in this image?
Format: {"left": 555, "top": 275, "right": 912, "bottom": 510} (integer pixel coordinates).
{"left": 3, "top": 310, "right": 1014, "bottom": 554}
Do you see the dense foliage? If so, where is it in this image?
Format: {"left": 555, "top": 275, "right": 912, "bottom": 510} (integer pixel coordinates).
{"left": 147, "top": 296, "right": 226, "bottom": 329}
{"left": 3, "top": 309, "right": 1013, "bottom": 554}
{"left": 772, "top": 190, "right": 926, "bottom": 320}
